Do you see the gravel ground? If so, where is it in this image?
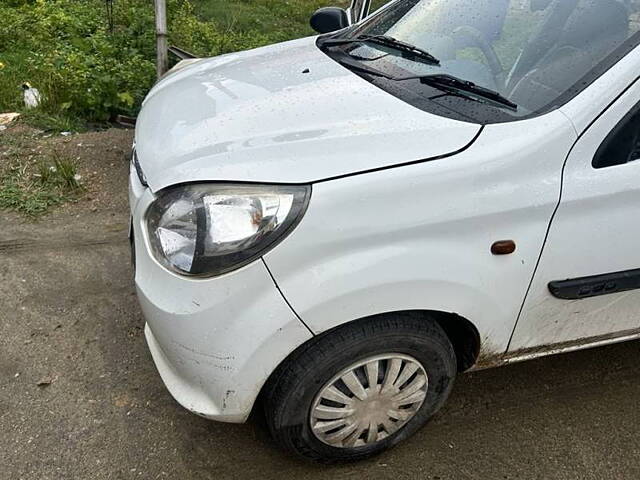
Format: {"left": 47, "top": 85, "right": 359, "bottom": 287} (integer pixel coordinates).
{"left": 1, "top": 127, "right": 640, "bottom": 479}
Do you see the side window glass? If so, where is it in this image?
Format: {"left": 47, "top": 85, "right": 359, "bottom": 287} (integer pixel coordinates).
{"left": 593, "top": 104, "right": 640, "bottom": 169}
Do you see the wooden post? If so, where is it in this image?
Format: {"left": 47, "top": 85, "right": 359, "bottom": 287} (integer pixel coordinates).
{"left": 155, "top": 0, "right": 168, "bottom": 78}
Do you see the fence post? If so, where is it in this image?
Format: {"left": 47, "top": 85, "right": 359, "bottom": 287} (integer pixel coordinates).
{"left": 155, "top": 0, "right": 168, "bottom": 78}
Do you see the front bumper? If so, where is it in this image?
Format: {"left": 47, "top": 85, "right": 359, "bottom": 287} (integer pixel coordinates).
{"left": 129, "top": 172, "right": 313, "bottom": 422}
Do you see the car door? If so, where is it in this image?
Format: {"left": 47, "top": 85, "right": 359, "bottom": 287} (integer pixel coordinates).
{"left": 509, "top": 79, "right": 640, "bottom": 353}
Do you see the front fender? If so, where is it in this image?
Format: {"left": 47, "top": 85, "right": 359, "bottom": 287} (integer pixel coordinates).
{"left": 264, "top": 111, "right": 577, "bottom": 356}
{"left": 265, "top": 234, "right": 508, "bottom": 355}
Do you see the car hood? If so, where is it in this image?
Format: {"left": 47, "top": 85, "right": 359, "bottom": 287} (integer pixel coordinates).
{"left": 135, "top": 36, "right": 482, "bottom": 192}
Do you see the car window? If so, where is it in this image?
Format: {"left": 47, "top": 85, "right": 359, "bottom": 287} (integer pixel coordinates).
{"left": 593, "top": 102, "right": 640, "bottom": 168}
{"left": 323, "top": 0, "right": 640, "bottom": 123}
{"left": 493, "top": 3, "right": 547, "bottom": 73}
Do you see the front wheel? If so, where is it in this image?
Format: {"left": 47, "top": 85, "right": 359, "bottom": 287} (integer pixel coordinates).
{"left": 262, "top": 313, "right": 457, "bottom": 463}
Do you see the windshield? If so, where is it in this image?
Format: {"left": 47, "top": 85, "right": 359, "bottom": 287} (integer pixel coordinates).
{"left": 321, "top": 0, "right": 640, "bottom": 123}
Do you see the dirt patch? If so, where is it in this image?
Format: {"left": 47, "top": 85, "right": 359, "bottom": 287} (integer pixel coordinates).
{"left": 0, "top": 122, "right": 133, "bottom": 219}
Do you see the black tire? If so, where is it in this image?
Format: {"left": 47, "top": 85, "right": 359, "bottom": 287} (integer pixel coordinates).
{"left": 262, "top": 312, "right": 457, "bottom": 463}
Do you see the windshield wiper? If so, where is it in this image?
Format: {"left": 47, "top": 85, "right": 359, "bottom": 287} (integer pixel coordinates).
{"left": 321, "top": 34, "right": 440, "bottom": 66}
{"left": 327, "top": 49, "right": 517, "bottom": 112}
{"left": 399, "top": 74, "right": 518, "bottom": 111}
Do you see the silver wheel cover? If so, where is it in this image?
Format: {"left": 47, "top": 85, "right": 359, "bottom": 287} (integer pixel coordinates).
{"left": 309, "top": 353, "right": 428, "bottom": 448}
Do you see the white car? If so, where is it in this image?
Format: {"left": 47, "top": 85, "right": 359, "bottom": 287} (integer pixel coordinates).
{"left": 130, "top": 0, "right": 640, "bottom": 462}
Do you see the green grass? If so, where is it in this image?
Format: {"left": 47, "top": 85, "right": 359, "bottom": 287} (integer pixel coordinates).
{"left": 0, "top": 145, "right": 83, "bottom": 218}
{"left": 19, "top": 110, "right": 85, "bottom": 134}
{"left": 194, "top": 0, "right": 390, "bottom": 39}
{"left": 193, "top": 0, "right": 351, "bottom": 41}
{"left": 0, "top": 0, "right": 158, "bottom": 130}
{"left": 0, "top": 0, "right": 393, "bottom": 132}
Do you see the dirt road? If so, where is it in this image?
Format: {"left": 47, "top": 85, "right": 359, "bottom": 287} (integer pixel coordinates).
{"left": 1, "top": 129, "right": 640, "bottom": 479}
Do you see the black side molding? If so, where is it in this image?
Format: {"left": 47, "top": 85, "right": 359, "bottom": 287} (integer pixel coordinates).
{"left": 549, "top": 268, "right": 640, "bottom": 300}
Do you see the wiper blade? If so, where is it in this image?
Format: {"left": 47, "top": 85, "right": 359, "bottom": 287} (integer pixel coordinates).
{"left": 399, "top": 74, "right": 518, "bottom": 111}
{"left": 323, "top": 41, "right": 517, "bottom": 112}
{"left": 321, "top": 34, "right": 440, "bottom": 66}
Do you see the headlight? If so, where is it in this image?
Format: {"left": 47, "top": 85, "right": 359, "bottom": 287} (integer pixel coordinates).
{"left": 146, "top": 183, "right": 310, "bottom": 277}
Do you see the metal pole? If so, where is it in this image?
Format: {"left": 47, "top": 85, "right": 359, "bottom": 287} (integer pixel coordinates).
{"left": 155, "top": 0, "right": 168, "bottom": 78}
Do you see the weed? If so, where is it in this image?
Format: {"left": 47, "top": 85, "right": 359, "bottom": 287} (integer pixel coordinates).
{"left": 37, "top": 153, "right": 82, "bottom": 190}
{"left": 19, "top": 110, "right": 84, "bottom": 134}
{"left": 0, "top": 148, "right": 83, "bottom": 217}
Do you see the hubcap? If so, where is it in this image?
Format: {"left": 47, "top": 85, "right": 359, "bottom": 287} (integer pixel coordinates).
{"left": 310, "top": 354, "right": 428, "bottom": 448}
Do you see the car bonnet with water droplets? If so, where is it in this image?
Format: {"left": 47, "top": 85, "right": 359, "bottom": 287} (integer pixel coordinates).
{"left": 135, "top": 36, "right": 481, "bottom": 191}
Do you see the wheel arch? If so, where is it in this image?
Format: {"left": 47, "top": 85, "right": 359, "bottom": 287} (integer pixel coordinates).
{"left": 306, "top": 309, "right": 482, "bottom": 372}
{"left": 255, "top": 309, "right": 481, "bottom": 418}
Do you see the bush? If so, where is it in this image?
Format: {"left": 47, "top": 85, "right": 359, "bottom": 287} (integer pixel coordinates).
{"left": 169, "top": 1, "right": 273, "bottom": 57}
{"left": 0, "top": 0, "right": 290, "bottom": 129}
{"left": 0, "top": 0, "right": 157, "bottom": 126}
{"left": 0, "top": 0, "right": 392, "bottom": 129}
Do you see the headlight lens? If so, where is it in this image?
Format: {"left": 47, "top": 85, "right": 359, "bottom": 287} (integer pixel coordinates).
{"left": 146, "top": 184, "right": 310, "bottom": 277}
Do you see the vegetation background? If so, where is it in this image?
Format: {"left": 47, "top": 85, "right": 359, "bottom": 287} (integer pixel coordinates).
{"left": 0, "top": 0, "right": 387, "bottom": 132}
